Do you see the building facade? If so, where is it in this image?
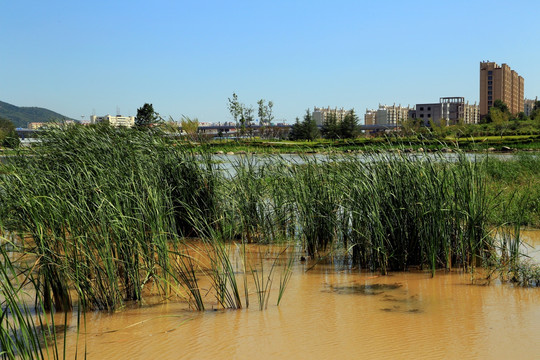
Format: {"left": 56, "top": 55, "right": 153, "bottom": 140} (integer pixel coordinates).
{"left": 414, "top": 97, "right": 479, "bottom": 126}
{"left": 90, "top": 115, "right": 135, "bottom": 128}
{"left": 524, "top": 98, "right": 537, "bottom": 117}
{"left": 312, "top": 106, "right": 349, "bottom": 126}
{"left": 364, "top": 109, "right": 377, "bottom": 126}
{"left": 364, "top": 104, "right": 413, "bottom": 126}
{"left": 480, "top": 61, "right": 524, "bottom": 117}
{"left": 463, "top": 102, "right": 480, "bottom": 124}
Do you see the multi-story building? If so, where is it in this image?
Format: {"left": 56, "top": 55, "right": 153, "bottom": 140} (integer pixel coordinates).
{"left": 480, "top": 61, "right": 524, "bottom": 117}
{"left": 28, "top": 122, "right": 48, "bottom": 130}
{"left": 312, "top": 106, "right": 349, "bottom": 126}
{"left": 524, "top": 98, "right": 537, "bottom": 117}
{"left": 364, "top": 109, "right": 377, "bottom": 126}
{"left": 28, "top": 121, "right": 75, "bottom": 129}
{"left": 364, "top": 104, "right": 413, "bottom": 126}
{"left": 463, "top": 102, "right": 480, "bottom": 124}
{"left": 90, "top": 115, "right": 135, "bottom": 128}
{"left": 415, "top": 97, "right": 479, "bottom": 126}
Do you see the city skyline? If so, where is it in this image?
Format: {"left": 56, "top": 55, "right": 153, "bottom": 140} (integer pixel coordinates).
{"left": 1, "top": 0, "right": 539, "bottom": 124}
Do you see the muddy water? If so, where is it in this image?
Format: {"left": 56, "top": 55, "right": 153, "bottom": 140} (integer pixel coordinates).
{"left": 56, "top": 238, "right": 539, "bottom": 360}
{"left": 522, "top": 229, "right": 540, "bottom": 262}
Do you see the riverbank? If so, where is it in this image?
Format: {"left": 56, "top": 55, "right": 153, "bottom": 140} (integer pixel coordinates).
{"left": 188, "top": 134, "right": 540, "bottom": 155}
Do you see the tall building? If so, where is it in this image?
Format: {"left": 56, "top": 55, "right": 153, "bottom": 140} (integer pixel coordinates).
{"left": 312, "top": 106, "right": 349, "bottom": 126}
{"left": 479, "top": 61, "right": 524, "bottom": 117}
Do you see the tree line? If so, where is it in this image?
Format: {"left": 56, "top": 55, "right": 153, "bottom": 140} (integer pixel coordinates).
{"left": 289, "top": 109, "right": 360, "bottom": 141}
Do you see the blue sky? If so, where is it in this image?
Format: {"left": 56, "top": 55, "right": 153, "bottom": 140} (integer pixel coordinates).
{"left": 1, "top": 0, "right": 539, "bottom": 124}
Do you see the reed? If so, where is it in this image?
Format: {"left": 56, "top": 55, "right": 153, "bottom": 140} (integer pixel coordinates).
{"left": 0, "top": 125, "right": 220, "bottom": 311}
{"left": 0, "top": 237, "right": 69, "bottom": 360}
{"left": 0, "top": 124, "right": 535, "bottom": 338}
{"left": 277, "top": 247, "right": 294, "bottom": 306}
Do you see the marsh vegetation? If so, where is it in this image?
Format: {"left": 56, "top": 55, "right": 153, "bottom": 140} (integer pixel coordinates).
{"left": 0, "top": 125, "right": 538, "bottom": 358}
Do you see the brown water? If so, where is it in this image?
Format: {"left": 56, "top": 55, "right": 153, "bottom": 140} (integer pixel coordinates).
{"left": 54, "top": 234, "right": 540, "bottom": 360}
{"left": 522, "top": 229, "right": 540, "bottom": 262}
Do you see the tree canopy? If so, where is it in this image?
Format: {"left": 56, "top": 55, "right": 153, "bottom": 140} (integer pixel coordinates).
{"left": 0, "top": 117, "right": 20, "bottom": 148}
{"left": 289, "top": 110, "right": 320, "bottom": 141}
{"left": 339, "top": 110, "right": 359, "bottom": 139}
{"left": 135, "top": 103, "right": 161, "bottom": 128}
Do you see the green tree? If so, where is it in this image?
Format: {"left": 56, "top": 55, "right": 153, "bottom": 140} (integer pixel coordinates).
{"left": 0, "top": 117, "right": 20, "bottom": 148}
{"left": 228, "top": 93, "right": 251, "bottom": 137}
{"left": 321, "top": 112, "right": 340, "bottom": 139}
{"left": 289, "top": 117, "right": 304, "bottom": 140}
{"left": 257, "top": 99, "right": 274, "bottom": 139}
{"left": 489, "top": 107, "right": 510, "bottom": 138}
{"left": 302, "top": 109, "right": 320, "bottom": 141}
{"left": 493, "top": 99, "right": 509, "bottom": 113}
{"left": 400, "top": 117, "right": 422, "bottom": 136}
{"left": 135, "top": 103, "right": 161, "bottom": 128}
{"left": 339, "top": 110, "right": 359, "bottom": 139}
{"left": 429, "top": 117, "right": 448, "bottom": 139}
{"left": 530, "top": 100, "right": 540, "bottom": 120}
{"left": 483, "top": 99, "right": 511, "bottom": 123}
{"left": 257, "top": 99, "right": 274, "bottom": 126}
{"left": 228, "top": 93, "right": 242, "bottom": 128}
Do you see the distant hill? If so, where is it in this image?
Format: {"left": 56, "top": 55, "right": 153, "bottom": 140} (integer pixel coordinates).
{"left": 0, "top": 100, "right": 75, "bottom": 128}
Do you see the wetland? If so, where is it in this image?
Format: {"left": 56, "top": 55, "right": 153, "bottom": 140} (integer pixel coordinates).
{"left": 0, "top": 125, "right": 539, "bottom": 359}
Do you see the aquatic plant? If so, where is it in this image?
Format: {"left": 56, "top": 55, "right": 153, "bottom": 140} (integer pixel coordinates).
{"left": 0, "top": 125, "right": 220, "bottom": 311}
{"left": 0, "top": 238, "right": 74, "bottom": 360}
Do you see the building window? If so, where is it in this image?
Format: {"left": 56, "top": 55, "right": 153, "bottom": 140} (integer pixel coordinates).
{"left": 427, "top": 114, "right": 431, "bottom": 118}
{"left": 427, "top": 107, "right": 431, "bottom": 111}
{"left": 488, "top": 71, "right": 493, "bottom": 75}
{"left": 488, "top": 76, "right": 492, "bottom": 81}
{"left": 488, "top": 81, "right": 492, "bottom": 85}
{"left": 488, "top": 101, "right": 493, "bottom": 106}
{"left": 488, "top": 96, "right": 492, "bottom": 100}
{"left": 420, "top": 114, "right": 424, "bottom": 118}
{"left": 488, "top": 91, "right": 492, "bottom": 95}
{"left": 488, "top": 86, "right": 492, "bottom": 91}
{"left": 419, "top": 107, "right": 424, "bottom": 111}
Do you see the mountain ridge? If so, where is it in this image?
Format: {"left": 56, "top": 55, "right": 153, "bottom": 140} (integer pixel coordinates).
{"left": 0, "top": 100, "right": 75, "bottom": 128}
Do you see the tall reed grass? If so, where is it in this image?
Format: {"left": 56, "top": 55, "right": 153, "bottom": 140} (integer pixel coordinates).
{"left": 0, "top": 125, "right": 535, "bottom": 322}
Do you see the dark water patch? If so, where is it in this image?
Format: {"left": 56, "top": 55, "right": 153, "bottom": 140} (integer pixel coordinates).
{"left": 329, "top": 283, "right": 402, "bottom": 295}
{"left": 379, "top": 306, "right": 423, "bottom": 314}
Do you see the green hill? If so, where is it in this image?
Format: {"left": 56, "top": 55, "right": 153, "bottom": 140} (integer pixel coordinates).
{"left": 0, "top": 100, "right": 74, "bottom": 128}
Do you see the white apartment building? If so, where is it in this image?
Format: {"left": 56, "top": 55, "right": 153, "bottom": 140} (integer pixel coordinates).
{"left": 524, "top": 98, "right": 537, "bottom": 117}
{"left": 364, "top": 104, "right": 413, "bottom": 126}
{"left": 90, "top": 115, "right": 135, "bottom": 128}
{"left": 312, "top": 106, "right": 349, "bottom": 126}
{"left": 463, "top": 102, "right": 480, "bottom": 124}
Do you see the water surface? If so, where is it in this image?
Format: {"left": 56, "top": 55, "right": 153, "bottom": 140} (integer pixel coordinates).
{"left": 55, "top": 235, "right": 540, "bottom": 360}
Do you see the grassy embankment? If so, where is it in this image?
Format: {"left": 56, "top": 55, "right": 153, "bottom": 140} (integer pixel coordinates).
{"left": 0, "top": 125, "right": 538, "bottom": 358}
{"left": 192, "top": 134, "right": 540, "bottom": 154}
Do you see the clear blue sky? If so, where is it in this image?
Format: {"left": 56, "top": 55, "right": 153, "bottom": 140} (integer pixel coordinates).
{"left": 1, "top": 0, "right": 539, "bottom": 124}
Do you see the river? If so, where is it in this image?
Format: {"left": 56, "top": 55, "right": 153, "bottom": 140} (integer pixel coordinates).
{"left": 53, "top": 231, "right": 540, "bottom": 359}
